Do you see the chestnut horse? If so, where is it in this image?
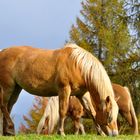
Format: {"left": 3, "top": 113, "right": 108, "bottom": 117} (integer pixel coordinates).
{"left": 37, "top": 83, "right": 138, "bottom": 135}
{"left": 113, "top": 84, "right": 138, "bottom": 135}
{"left": 97, "top": 83, "right": 138, "bottom": 135}
{"left": 0, "top": 44, "right": 118, "bottom": 136}
{"left": 37, "top": 96, "right": 85, "bottom": 135}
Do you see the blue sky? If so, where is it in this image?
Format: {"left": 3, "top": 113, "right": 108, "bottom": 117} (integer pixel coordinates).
{"left": 0, "top": 0, "right": 82, "bottom": 131}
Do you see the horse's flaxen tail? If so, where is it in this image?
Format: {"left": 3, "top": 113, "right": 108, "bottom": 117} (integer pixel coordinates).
{"left": 36, "top": 101, "right": 51, "bottom": 134}
{"left": 124, "top": 87, "right": 139, "bottom": 135}
{"left": 37, "top": 97, "right": 60, "bottom": 134}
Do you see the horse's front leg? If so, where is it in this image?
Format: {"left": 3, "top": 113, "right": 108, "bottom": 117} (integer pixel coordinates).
{"left": 79, "top": 92, "right": 106, "bottom": 136}
{"left": 73, "top": 118, "right": 85, "bottom": 135}
{"left": 79, "top": 121, "right": 85, "bottom": 135}
{"left": 58, "top": 85, "right": 71, "bottom": 136}
{"left": 73, "top": 118, "right": 80, "bottom": 135}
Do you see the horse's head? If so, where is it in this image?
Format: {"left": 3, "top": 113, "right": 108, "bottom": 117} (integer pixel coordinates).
{"left": 95, "top": 96, "right": 119, "bottom": 136}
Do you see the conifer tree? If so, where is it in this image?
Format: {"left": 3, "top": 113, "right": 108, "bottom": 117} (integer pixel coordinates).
{"left": 124, "top": 0, "right": 140, "bottom": 42}
{"left": 70, "top": 0, "right": 131, "bottom": 68}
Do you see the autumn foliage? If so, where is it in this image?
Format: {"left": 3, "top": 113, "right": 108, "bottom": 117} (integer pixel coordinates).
{"left": 19, "top": 96, "right": 48, "bottom": 134}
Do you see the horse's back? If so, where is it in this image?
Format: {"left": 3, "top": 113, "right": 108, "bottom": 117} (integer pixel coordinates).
{"left": 0, "top": 46, "right": 57, "bottom": 94}
{"left": 0, "top": 46, "right": 42, "bottom": 70}
{"left": 112, "top": 83, "right": 130, "bottom": 111}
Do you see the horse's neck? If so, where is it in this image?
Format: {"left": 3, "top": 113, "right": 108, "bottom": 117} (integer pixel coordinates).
{"left": 88, "top": 89, "right": 101, "bottom": 111}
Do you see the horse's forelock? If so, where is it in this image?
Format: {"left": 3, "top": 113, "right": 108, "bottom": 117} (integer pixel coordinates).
{"left": 111, "top": 98, "right": 119, "bottom": 121}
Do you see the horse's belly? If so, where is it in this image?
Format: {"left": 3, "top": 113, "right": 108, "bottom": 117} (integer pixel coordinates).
{"left": 23, "top": 86, "right": 58, "bottom": 97}
{"left": 18, "top": 80, "right": 59, "bottom": 97}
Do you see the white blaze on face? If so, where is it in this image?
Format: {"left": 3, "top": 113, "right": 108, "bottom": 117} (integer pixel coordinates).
{"left": 112, "top": 99, "right": 119, "bottom": 122}
{"left": 109, "top": 99, "right": 119, "bottom": 136}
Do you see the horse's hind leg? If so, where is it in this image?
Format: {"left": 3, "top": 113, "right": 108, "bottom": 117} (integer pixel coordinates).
{"left": 0, "top": 83, "right": 21, "bottom": 136}
{"left": 0, "top": 87, "right": 15, "bottom": 135}
{"left": 3, "top": 85, "right": 21, "bottom": 135}
{"left": 7, "top": 85, "right": 21, "bottom": 114}
{"left": 58, "top": 85, "right": 71, "bottom": 136}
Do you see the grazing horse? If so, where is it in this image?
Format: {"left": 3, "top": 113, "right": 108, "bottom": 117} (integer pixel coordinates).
{"left": 37, "top": 96, "right": 85, "bottom": 135}
{"left": 0, "top": 44, "right": 118, "bottom": 136}
{"left": 113, "top": 84, "right": 138, "bottom": 135}
{"left": 37, "top": 83, "right": 138, "bottom": 135}
{"left": 96, "top": 83, "right": 138, "bottom": 135}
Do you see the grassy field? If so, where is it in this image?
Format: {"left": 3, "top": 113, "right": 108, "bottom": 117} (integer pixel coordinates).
{"left": 0, "top": 134, "right": 139, "bottom": 140}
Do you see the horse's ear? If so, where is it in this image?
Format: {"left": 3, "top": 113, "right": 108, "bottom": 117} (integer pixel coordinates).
{"left": 105, "top": 96, "right": 111, "bottom": 104}
{"left": 115, "top": 96, "right": 120, "bottom": 103}
{"left": 105, "top": 96, "right": 112, "bottom": 111}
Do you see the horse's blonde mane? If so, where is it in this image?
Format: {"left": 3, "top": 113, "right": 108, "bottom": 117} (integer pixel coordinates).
{"left": 65, "top": 43, "right": 114, "bottom": 100}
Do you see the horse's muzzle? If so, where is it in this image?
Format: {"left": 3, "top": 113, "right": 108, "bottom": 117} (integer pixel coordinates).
{"left": 108, "top": 129, "right": 118, "bottom": 136}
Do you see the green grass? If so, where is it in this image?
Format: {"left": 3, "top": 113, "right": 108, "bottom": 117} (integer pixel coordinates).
{"left": 0, "top": 134, "right": 140, "bottom": 140}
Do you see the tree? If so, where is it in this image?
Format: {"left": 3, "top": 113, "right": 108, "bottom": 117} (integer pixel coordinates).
{"left": 18, "top": 96, "right": 48, "bottom": 134}
{"left": 116, "top": 0, "right": 140, "bottom": 113}
{"left": 70, "top": 0, "right": 131, "bottom": 67}
{"left": 124, "top": 0, "right": 140, "bottom": 42}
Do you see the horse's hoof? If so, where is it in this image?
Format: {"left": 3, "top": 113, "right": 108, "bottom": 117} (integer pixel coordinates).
{"left": 100, "top": 132, "right": 106, "bottom": 136}
{"left": 58, "top": 130, "right": 65, "bottom": 136}
{"left": 82, "top": 132, "right": 86, "bottom": 135}
{"left": 97, "top": 131, "right": 106, "bottom": 136}
{"left": 61, "top": 132, "right": 65, "bottom": 136}
{"left": 4, "top": 128, "right": 15, "bottom": 136}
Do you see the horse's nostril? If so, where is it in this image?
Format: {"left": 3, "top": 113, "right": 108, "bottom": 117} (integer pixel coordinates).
{"left": 108, "top": 130, "right": 118, "bottom": 137}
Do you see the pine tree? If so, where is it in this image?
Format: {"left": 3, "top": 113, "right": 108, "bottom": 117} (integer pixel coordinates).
{"left": 18, "top": 96, "right": 48, "bottom": 134}
{"left": 124, "top": 0, "right": 140, "bottom": 42}
{"left": 70, "top": 0, "right": 131, "bottom": 67}
{"left": 117, "top": 0, "right": 140, "bottom": 113}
